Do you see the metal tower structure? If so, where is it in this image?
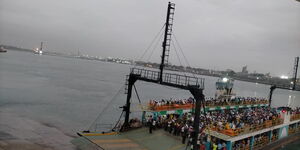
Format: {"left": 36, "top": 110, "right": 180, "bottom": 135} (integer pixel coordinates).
{"left": 121, "top": 2, "right": 205, "bottom": 149}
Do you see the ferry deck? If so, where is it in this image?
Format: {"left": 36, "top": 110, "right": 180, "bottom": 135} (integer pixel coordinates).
{"left": 72, "top": 103, "right": 300, "bottom": 150}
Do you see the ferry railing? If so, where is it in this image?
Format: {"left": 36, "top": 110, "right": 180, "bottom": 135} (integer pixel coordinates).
{"left": 148, "top": 103, "right": 194, "bottom": 111}
{"left": 290, "top": 114, "right": 300, "bottom": 121}
{"left": 162, "top": 72, "right": 204, "bottom": 88}
{"left": 130, "top": 68, "right": 205, "bottom": 89}
{"left": 288, "top": 128, "right": 296, "bottom": 135}
{"left": 147, "top": 100, "right": 269, "bottom": 111}
{"left": 209, "top": 118, "right": 283, "bottom": 137}
{"left": 130, "top": 68, "right": 160, "bottom": 81}
{"left": 297, "top": 126, "right": 300, "bottom": 132}
{"left": 253, "top": 138, "right": 269, "bottom": 150}
{"left": 235, "top": 144, "right": 250, "bottom": 150}
{"left": 271, "top": 135, "right": 278, "bottom": 142}
{"left": 205, "top": 100, "right": 269, "bottom": 107}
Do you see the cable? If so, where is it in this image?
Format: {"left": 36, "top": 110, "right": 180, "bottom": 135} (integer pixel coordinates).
{"left": 146, "top": 31, "right": 165, "bottom": 62}
{"left": 173, "top": 33, "right": 197, "bottom": 78}
{"left": 133, "top": 84, "right": 142, "bottom": 104}
{"left": 112, "top": 111, "right": 124, "bottom": 132}
{"left": 133, "top": 24, "right": 166, "bottom": 67}
{"left": 87, "top": 85, "right": 125, "bottom": 131}
{"left": 171, "top": 39, "right": 187, "bottom": 77}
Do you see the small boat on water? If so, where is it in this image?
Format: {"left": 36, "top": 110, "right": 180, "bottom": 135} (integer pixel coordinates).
{"left": 0, "top": 46, "right": 7, "bottom": 53}
{"left": 72, "top": 2, "right": 300, "bottom": 150}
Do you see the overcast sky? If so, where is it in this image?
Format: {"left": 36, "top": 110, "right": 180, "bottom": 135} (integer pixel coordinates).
{"left": 1, "top": 0, "right": 300, "bottom": 76}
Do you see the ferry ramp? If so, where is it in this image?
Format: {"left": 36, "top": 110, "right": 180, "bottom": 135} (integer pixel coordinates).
{"left": 72, "top": 127, "right": 187, "bottom": 150}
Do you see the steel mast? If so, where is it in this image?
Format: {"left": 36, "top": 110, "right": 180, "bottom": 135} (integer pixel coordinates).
{"left": 159, "top": 2, "right": 175, "bottom": 83}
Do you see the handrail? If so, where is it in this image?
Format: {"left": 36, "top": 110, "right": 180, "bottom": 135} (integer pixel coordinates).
{"left": 205, "top": 100, "right": 269, "bottom": 107}
{"left": 289, "top": 128, "right": 296, "bottom": 134}
{"left": 253, "top": 139, "right": 269, "bottom": 149}
{"left": 271, "top": 135, "right": 278, "bottom": 142}
{"left": 209, "top": 118, "right": 283, "bottom": 137}
{"left": 149, "top": 103, "right": 193, "bottom": 111}
{"left": 234, "top": 144, "right": 250, "bottom": 150}
{"left": 148, "top": 101, "right": 269, "bottom": 111}
{"left": 130, "top": 68, "right": 205, "bottom": 88}
{"left": 290, "top": 114, "right": 300, "bottom": 121}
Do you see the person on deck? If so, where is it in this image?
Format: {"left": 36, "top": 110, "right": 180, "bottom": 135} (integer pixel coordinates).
{"left": 212, "top": 142, "right": 218, "bottom": 150}
{"left": 152, "top": 120, "right": 156, "bottom": 130}
{"left": 181, "top": 126, "right": 187, "bottom": 144}
{"left": 217, "top": 143, "right": 222, "bottom": 150}
{"left": 148, "top": 116, "right": 153, "bottom": 134}
{"left": 200, "top": 143, "right": 206, "bottom": 150}
{"left": 222, "top": 143, "right": 227, "bottom": 150}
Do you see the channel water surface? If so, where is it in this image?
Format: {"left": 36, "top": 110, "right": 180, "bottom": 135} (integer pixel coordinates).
{"left": 0, "top": 50, "right": 299, "bottom": 149}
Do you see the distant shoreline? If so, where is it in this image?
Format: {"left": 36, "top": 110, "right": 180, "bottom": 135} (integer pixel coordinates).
{"left": 2, "top": 44, "right": 299, "bottom": 91}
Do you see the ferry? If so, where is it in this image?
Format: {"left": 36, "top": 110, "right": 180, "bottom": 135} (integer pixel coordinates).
{"left": 34, "top": 48, "right": 43, "bottom": 55}
{"left": 34, "top": 42, "right": 43, "bottom": 55}
{"left": 0, "top": 46, "right": 7, "bottom": 53}
{"left": 72, "top": 2, "right": 300, "bottom": 150}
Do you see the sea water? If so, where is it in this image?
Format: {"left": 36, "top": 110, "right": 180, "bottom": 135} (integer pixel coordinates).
{"left": 0, "top": 50, "right": 299, "bottom": 149}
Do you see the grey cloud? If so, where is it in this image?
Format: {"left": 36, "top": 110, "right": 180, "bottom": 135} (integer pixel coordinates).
{"left": 0, "top": 0, "right": 299, "bottom": 76}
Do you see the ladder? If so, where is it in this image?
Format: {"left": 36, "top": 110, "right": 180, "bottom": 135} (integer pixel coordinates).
{"left": 164, "top": 3, "right": 175, "bottom": 65}
{"left": 124, "top": 75, "right": 129, "bottom": 94}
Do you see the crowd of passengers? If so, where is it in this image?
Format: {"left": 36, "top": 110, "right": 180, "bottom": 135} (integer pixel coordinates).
{"left": 232, "top": 132, "right": 269, "bottom": 150}
{"left": 148, "top": 97, "right": 194, "bottom": 107}
{"left": 205, "top": 97, "right": 268, "bottom": 106}
{"left": 146, "top": 113, "right": 215, "bottom": 150}
{"left": 232, "top": 138, "right": 251, "bottom": 150}
{"left": 207, "top": 107, "right": 280, "bottom": 131}
{"left": 148, "top": 97, "right": 268, "bottom": 109}
{"left": 145, "top": 106, "right": 281, "bottom": 150}
{"left": 291, "top": 107, "right": 300, "bottom": 115}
